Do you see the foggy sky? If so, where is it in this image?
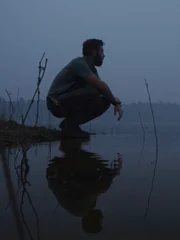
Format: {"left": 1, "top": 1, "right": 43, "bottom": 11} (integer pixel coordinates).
{"left": 1, "top": 0, "right": 180, "bottom": 103}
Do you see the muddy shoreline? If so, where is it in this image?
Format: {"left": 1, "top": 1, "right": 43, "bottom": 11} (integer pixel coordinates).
{"left": 0, "top": 120, "right": 62, "bottom": 148}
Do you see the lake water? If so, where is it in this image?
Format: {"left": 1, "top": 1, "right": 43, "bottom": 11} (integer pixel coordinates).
{"left": 1, "top": 131, "right": 180, "bottom": 239}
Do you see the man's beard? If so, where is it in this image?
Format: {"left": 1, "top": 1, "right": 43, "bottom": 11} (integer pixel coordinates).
{"left": 94, "top": 54, "right": 103, "bottom": 67}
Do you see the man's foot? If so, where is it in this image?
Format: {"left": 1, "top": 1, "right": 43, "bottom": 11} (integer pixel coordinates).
{"left": 59, "top": 138, "right": 90, "bottom": 153}
{"left": 59, "top": 120, "right": 90, "bottom": 139}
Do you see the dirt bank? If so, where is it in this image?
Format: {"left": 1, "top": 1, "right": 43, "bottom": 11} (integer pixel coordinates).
{"left": 0, "top": 120, "right": 61, "bottom": 148}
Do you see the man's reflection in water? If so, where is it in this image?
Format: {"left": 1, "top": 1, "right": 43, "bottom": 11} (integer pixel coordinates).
{"left": 46, "top": 138, "right": 123, "bottom": 233}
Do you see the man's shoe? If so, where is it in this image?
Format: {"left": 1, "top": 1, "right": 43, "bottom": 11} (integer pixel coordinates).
{"left": 59, "top": 120, "right": 90, "bottom": 139}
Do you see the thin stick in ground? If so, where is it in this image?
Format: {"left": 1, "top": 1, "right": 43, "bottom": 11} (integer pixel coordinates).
{"left": 19, "top": 146, "right": 40, "bottom": 240}
{"left": 22, "top": 53, "right": 48, "bottom": 126}
{"left": 16, "top": 88, "right": 24, "bottom": 124}
{"left": 5, "top": 89, "right": 14, "bottom": 121}
{"left": 35, "top": 53, "right": 48, "bottom": 126}
{"left": 144, "top": 78, "right": 159, "bottom": 217}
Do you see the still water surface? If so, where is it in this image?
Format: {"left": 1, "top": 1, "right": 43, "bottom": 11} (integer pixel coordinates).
{"left": 1, "top": 133, "right": 180, "bottom": 239}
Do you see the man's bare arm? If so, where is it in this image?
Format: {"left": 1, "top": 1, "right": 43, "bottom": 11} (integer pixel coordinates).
{"left": 71, "top": 59, "right": 121, "bottom": 105}
{"left": 84, "top": 74, "right": 121, "bottom": 105}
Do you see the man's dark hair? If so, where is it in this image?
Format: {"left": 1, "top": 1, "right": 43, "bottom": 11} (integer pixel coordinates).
{"left": 82, "top": 39, "right": 104, "bottom": 56}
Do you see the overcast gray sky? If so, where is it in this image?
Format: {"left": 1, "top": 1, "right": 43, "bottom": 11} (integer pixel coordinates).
{"left": 1, "top": 0, "right": 180, "bottom": 103}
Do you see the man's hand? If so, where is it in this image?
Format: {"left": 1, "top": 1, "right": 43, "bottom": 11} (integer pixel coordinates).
{"left": 114, "top": 104, "right": 123, "bottom": 121}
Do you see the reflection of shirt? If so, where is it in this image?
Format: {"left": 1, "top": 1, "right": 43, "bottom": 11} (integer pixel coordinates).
{"left": 47, "top": 149, "right": 120, "bottom": 217}
{"left": 47, "top": 57, "right": 99, "bottom": 98}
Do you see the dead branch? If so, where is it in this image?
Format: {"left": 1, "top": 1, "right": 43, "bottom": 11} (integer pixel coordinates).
{"left": 17, "top": 88, "right": 24, "bottom": 124}
{"left": 19, "top": 146, "right": 40, "bottom": 240}
{"left": 35, "top": 53, "right": 47, "bottom": 126}
{"left": 13, "top": 88, "right": 21, "bottom": 120}
{"left": 5, "top": 148, "right": 21, "bottom": 210}
{"left": 35, "top": 87, "right": 41, "bottom": 127}
{"left": 4, "top": 144, "right": 40, "bottom": 240}
{"left": 144, "top": 79, "right": 159, "bottom": 218}
{"left": 22, "top": 53, "right": 48, "bottom": 126}
{"left": 5, "top": 89, "right": 14, "bottom": 121}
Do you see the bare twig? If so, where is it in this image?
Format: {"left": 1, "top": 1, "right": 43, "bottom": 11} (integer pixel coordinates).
{"left": 6, "top": 144, "right": 40, "bottom": 240}
{"left": 5, "top": 148, "right": 22, "bottom": 210}
{"left": 144, "top": 79, "right": 159, "bottom": 217}
{"left": 13, "top": 88, "right": 21, "bottom": 120}
{"left": 19, "top": 146, "right": 40, "bottom": 240}
{"left": 35, "top": 53, "right": 48, "bottom": 126}
{"left": 35, "top": 87, "right": 41, "bottom": 127}
{"left": 17, "top": 89, "right": 24, "bottom": 124}
{"left": 14, "top": 89, "right": 19, "bottom": 114}
{"left": 5, "top": 89, "right": 14, "bottom": 121}
{"left": 22, "top": 53, "right": 48, "bottom": 126}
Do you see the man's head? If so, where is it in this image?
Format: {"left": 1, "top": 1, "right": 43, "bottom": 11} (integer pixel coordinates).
{"left": 82, "top": 39, "right": 105, "bottom": 67}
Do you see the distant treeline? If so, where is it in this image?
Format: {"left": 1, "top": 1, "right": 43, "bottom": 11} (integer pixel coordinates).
{"left": 0, "top": 96, "right": 180, "bottom": 128}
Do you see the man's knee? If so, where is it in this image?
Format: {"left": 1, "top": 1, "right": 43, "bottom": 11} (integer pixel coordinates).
{"left": 91, "top": 96, "right": 110, "bottom": 118}
{"left": 46, "top": 97, "right": 63, "bottom": 118}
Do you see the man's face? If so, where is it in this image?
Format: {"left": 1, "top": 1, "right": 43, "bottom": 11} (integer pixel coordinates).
{"left": 93, "top": 47, "right": 105, "bottom": 67}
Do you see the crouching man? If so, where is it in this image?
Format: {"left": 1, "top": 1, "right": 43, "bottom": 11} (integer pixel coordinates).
{"left": 46, "top": 39, "right": 123, "bottom": 138}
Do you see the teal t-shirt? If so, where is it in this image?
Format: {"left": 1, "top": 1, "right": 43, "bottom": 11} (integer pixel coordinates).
{"left": 47, "top": 57, "right": 99, "bottom": 97}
